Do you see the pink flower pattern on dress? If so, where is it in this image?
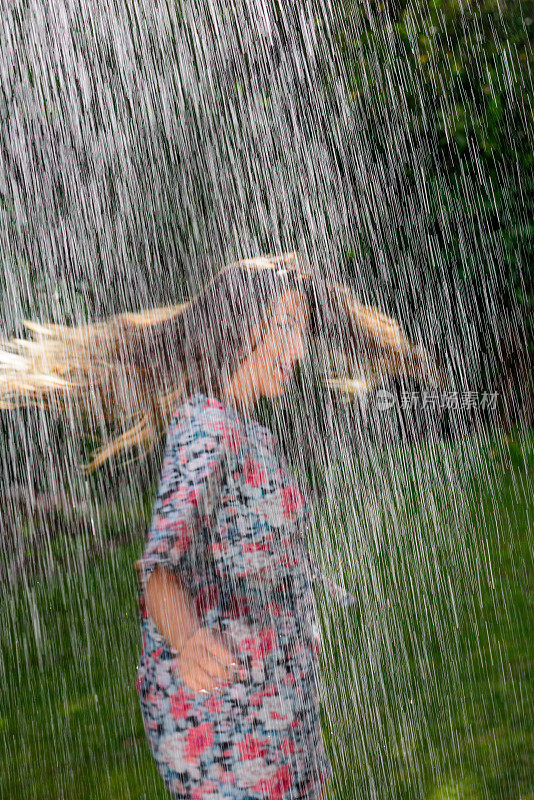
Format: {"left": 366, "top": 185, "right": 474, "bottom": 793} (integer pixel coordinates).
{"left": 136, "top": 393, "right": 338, "bottom": 799}
{"left": 169, "top": 687, "right": 194, "bottom": 721}
{"left": 237, "top": 734, "right": 270, "bottom": 760}
{"left": 185, "top": 723, "right": 215, "bottom": 763}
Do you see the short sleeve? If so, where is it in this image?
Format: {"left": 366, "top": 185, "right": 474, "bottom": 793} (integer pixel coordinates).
{"left": 139, "top": 398, "right": 227, "bottom": 596}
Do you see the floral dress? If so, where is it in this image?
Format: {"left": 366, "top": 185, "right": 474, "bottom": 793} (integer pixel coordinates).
{"left": 136, "top": 392, "right": 356, "bottom": 800}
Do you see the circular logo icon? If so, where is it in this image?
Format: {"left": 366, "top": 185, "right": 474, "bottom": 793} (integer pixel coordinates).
{"left": 375, "top": 389, "right": 395, "bottom": 412}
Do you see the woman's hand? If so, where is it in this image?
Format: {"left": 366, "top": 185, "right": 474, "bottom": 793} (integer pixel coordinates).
{"left": 144, "top": 566, "right": 244, "bottom": 692}
{"left": 172, "top": 626, "right": 242, "bottom": 693}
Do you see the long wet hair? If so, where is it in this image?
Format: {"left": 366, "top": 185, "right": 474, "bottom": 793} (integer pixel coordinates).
{"left": 0, "top": 252, "right": 442, "bottom": 472}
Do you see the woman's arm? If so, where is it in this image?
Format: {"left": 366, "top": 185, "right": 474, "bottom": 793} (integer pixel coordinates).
{"left": 145, "top": 563, "right": 240, "bottom": 693}
{"left": 145, "top": 564, "right": 200, "bottom": 653}
{"left": 140, "top": 399, "right": 243, "bottom": 691}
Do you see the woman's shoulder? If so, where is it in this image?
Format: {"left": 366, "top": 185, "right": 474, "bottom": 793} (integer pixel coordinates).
{"left": 188, "top": 391, "right": 240, "bottom": 427}
{"left": 171, "top": 391, "right": 229, "bottom": 421}
{"left": 169, "top": 392, "right": 243, "bottom": 452}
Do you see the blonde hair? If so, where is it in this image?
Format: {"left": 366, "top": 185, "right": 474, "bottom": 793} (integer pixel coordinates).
{"left": 0, "top": 252, "right": 445, "bottom": 472}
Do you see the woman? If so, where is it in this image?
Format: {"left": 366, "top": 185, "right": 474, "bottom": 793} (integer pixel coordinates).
{"left": 0, "top": 252, "right": 439, "bottom": 799}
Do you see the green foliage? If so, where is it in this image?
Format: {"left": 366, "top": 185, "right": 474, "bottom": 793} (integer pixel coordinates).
{"left": 327, "top": 0, "right": 532, "bottom": 413}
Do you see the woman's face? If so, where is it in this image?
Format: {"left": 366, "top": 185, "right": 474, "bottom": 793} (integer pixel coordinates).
{"left": 229, "top": 287, "right": 310, "bottom": 405}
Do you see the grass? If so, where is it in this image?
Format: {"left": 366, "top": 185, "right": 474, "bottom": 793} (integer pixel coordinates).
{"left": 0, "top": 425, "right": 532, "bottom": 799}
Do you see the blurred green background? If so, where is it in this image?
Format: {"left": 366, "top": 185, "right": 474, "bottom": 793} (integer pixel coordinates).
{"left": 1, "top": 0, "right": 532, "bottom": 797}
{"left": 1, "top": 426, "right": 532, "bottom": 799}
